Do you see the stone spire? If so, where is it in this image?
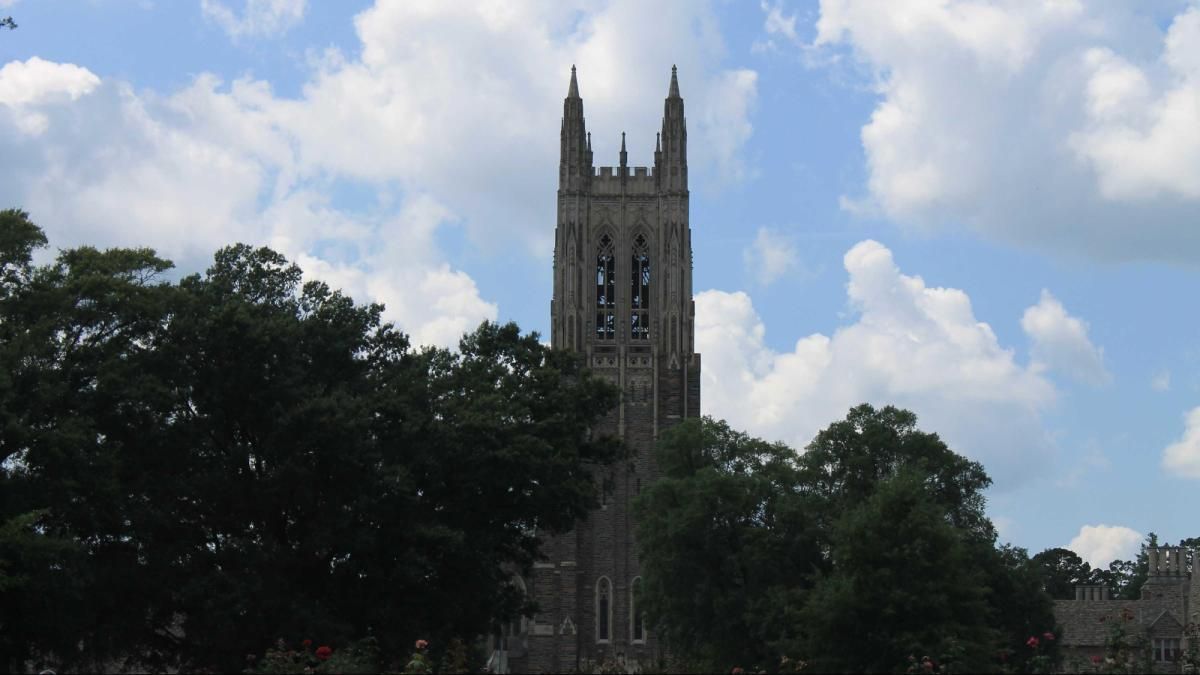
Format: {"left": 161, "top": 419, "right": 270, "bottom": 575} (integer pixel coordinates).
{"left": 658, "top": 66, "right": 686, "bottom": 192}
{"left": 560, "top": 65, "right": 590, "bottom": 192}
{"left": 620, "top": 131, "right": 628, "bottom": 169}
{"left": 668, "top": 64, "right": 680, "bottom": 99}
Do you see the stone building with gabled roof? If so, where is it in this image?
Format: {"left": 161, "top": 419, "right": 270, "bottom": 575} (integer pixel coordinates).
{"left": 1054, "top": 547, "right": 1197, "bottom": 673}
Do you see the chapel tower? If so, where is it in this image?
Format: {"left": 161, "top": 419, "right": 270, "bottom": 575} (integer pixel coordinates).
{"left": 511, "top": 66, "right": 702, "bottom": 673}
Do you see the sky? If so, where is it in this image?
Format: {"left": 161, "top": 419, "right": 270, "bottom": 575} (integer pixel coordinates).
{"left": 2, "top": 0, "right": 1199, "bottom": 569}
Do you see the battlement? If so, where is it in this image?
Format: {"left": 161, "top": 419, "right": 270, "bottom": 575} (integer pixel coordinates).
{"left": 590, "top": 166, "right": 657, "bottom": 195}
{"left": 1148, "top": 546, "right": 1191, "bottom": 578}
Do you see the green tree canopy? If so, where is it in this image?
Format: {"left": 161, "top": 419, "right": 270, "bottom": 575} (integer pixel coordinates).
{"left": 0, "top": 215, "right": 620, "bottom": 672}
{"left": 1031, "top": 547, "right": 1097, "bottom": 599}
{"left": 635, "top": 405, "right": 1056, "bottom": 673}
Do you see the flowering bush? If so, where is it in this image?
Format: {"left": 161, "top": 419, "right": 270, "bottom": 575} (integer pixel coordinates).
{"left": 1095, "top": 609, "right": 1151, "bottom": 674}
{"left": 403, "top": 638, "right": 433, "bottom": 675}
{"left": 248, "top": 637, "right": 380, "bottom": 674}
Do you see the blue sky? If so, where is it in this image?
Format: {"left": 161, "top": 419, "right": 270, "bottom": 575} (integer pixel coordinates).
{"left": 3, "top": 0, "right": 1199, "bottom": 568}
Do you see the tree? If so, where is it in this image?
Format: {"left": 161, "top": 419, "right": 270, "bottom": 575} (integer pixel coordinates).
{"left": 796, "top": 470, "right": 995, "bottom": 672}
{"left": 635, "top": 405, "right": 1056, "bottom": 673}
{"left": 1, "top": 17, "right": 16, "bottom": 31}
{"left": 632, "top": 418, "right": 820, "bottom": 670}
{"left": 1031, "top": 548, "right": 1096, "bottom": 599}
{"left": 0, "top": 217, "right": 621, "bottom": 671}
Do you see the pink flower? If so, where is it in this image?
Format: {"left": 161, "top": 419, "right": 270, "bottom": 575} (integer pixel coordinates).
{"left": 1026, "top": 636, "right": 1040, "bottom": 649}
{"left": 315, "top": 645, "right": 332, "bottom": 661}
{"left": 416, "top": 639, "right": 429, "bottom": 650}
{"left": 1042, "top": 631, "right": 1055, "bottom": 641}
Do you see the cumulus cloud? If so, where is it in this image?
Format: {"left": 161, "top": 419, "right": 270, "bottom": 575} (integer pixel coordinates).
{"left": 698, "top": 239, "right": 1056, "bottom": 486}
{"left": 811, "top": 1, "right": 1200, "bottom": 262}
{"left": 0, "top": 57, "right": 99, "bottom": 106}
{"left": 1068, "top": 524, "right": 1143, "bottom": 569}
{"left": 1021, "top": 289, "right": 1110, "bottom": 385}
{"left": 0, "top": 66, "right": 494, "bottom": 347}
{"left": 0, "top": 57, "right": 100, "bottom": 135}
{"left": 200, "top": 0, "right": 306, "bottom": 39}
{"left": 1, "top": 1, "right": 758, "bottom": 346}
{"left": 1162, "top": 406, "right": 1200, "bottom": 478}
{"left": 743, "top": 227, "right": 799, "bottom": 286}
{"left": 263, "top": 0, "right": 757, "bottom": 252}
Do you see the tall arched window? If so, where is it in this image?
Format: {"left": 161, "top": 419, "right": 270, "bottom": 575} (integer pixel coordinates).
{"left": 596, "top": 576, "right": 612, "bottom": 643}
{"left": 631, "top": 577, "right": 646, "bottom": 643}
{"left": 595, "top": 234, "right": 615, "bottom": 340}
{"left": 630, "top": 233, "right": 650, "bottom": 340}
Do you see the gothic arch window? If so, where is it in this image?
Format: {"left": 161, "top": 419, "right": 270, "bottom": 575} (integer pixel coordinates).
{"left": 631, "top": 576, "right": 646, "bottom": 643}
{"left": 631, "top": 233, "right": 650, "bottom": 340}
{"left": 595, "top": 233, "right": 615, "bottom": 340}
{"left": 595, "top": 576, "right": 613, "bottom": 643}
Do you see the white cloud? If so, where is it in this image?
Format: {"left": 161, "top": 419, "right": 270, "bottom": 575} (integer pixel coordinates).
{"left": 743, "top": 227, "right": 799, "bottom": 286}
{"left": 1, "top": 1, "right": 759, "bottom": 347}
{"left": 0, "top": 1, "right": 18, "bottom": 9}
{"left": 200, "top": 0, "right": 306, "bottom": 39}
{"left": 811, "top": 1, "right": 1200, "bottom": 262}
{"left": 1152, "top": 369, "right": 1171, "bottom": 392}
{"left": 0, "top": 57, "right": 100, "bottom": 106}
{"left": 0, "top": 67, "right": 494, "bottom": 348}
{"left": 763, "top": 1, "right": 799, "bottom": 42}
{"left": 1021, "top": 289, "right": 1110, "bottom": 386}
{"left": 264, "top": 0, "right": 757, "bottom": 253}
{"left": 0, "top": 57, "right": 101, "bottom": 136}
{"left": 1068, "top": 524, "right": 1143, "bottom": 568}
{"left": 1071, "top": 9, "right": 1200, "bottom": 201}
{"left": 698, "top": 239, "right": 1057, "bottom": 486}
{"left": 1162, "top": 406, "right": 1200, "bottom": 478}
{"left": 754, "top": 1, "right": 801, "bottom": 53}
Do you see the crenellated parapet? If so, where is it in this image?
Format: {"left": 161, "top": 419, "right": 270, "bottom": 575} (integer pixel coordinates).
{"left": 589, "top": 166, "right": 658, "bottom": 195}
{"left": 1148, "top": 546, "right": 1191, "bottom": 578}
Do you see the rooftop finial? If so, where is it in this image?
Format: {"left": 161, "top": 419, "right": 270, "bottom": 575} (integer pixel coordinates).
{"left": 620, "top": 131, "right": 628, "bottom": 167}
{"left": 656, "top": 132, "right": 661, "bottom": 152}
{"left": 568, "top": 64, "right": 579, "bottom": 98}
{"left": 621, "top": 131, "right": 626, "bottom": 152}
{"left": 668, "top": 64, "right": 679, "bottom": 98}
{"left": 587, "top": 131, "right": 592, "bottom": 152}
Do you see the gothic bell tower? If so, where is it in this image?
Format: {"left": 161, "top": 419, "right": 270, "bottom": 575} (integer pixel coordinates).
{"left": 517, "top": 65, "right": 701, "bottom": 673}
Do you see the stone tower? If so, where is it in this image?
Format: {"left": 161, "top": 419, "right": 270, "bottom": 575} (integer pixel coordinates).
{"left": 509, "top": 66, "right": 701, "bottom": 674}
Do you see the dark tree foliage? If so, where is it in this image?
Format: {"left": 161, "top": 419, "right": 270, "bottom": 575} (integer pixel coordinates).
{"left": 1, "top": 17, "right": 16, "bottom": 31}
{"left": 632, "top": 418, "right": 821, "bottom": 669}
{"left": 797, "top": 470, "right": 995, "bottom": 672}
{"left": 1031, "top": 547, "right": 1097, "bottom": 599}
{"left": 0, "top": 215, "right": 620, "bottom": 672}
{"left": 635, "top": 404, "right": 1057, "bottom": 673}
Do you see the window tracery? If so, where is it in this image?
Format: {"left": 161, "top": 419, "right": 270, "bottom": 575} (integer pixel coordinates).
{"left": 596, "top": 576, "right": 612, "bottom": 643}
{"left": 631, "top": 233, "right": 650, "bottom": 340}
{"left": 596, "top": 234, "right": 615, "bottom": 340}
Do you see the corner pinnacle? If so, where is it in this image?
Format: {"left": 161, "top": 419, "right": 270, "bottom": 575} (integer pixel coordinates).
{"left": 568, "top": 64, "right": 579, "bottom": 98}
{"left": 668, "top": 64, "right": 679, "bottom": 98}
